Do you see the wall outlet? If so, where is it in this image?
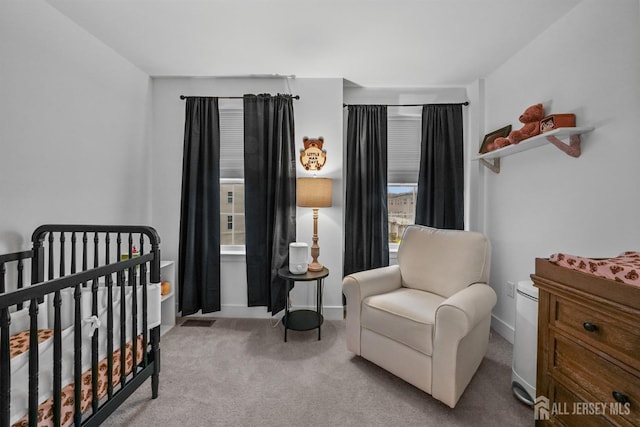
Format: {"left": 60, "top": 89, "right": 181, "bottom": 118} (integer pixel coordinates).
{"left": 506, "top": 281, "right": 515, "bottom": 298}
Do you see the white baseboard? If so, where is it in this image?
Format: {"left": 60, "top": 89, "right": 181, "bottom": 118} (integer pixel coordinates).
{"left": 491, "top": 313, "right": 514, "bottom": 344}
{"left": 181, "top": 304, "right": 344, "bottom": 321}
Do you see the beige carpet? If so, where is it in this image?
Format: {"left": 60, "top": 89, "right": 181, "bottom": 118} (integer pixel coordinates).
{"left": 102, "top": 318, "right": 532, "bottom": 426}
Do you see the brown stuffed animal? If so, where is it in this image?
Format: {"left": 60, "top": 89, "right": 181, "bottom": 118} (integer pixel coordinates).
{"left": 493, "top": 103, "right": 545, "bottom": 148}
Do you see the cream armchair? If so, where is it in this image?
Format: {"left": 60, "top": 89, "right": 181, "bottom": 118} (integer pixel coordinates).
{"left": 342, "top": 225, "right": 496, "bottom": 408}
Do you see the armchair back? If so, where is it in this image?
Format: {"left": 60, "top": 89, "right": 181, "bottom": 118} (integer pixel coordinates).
{"left": 397, "top": 225, "right": 491, "bottom": 298}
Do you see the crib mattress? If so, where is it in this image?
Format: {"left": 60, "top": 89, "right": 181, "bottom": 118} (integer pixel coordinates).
{"left": 10, "top": 329, "right": 144, "bottom": 427}
{"left": 549, "top": 251, "right": 640, "bottom": 286}
{"left": 7, "top": 283, "right": 160, "bottom": 426}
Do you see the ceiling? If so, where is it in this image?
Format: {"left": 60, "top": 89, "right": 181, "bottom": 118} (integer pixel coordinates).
{"left": 46, "top": 0, "right": 581, "bottom": 87}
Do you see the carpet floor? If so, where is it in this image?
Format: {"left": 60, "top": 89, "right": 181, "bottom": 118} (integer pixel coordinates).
{"left": 102, "top": 318, "right": 533, "bottom": 426}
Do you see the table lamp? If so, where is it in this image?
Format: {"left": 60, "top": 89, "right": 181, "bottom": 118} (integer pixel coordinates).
{"left": 297, "top": 177, "right": 332, "bottom": 272}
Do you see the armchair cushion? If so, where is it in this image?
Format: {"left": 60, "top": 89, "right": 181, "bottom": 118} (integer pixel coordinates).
{"left": 398, "top": 225, "right": 491, "bottom": 298}
{"left": 362, "top": 288, "right": 444, "bottom": 355}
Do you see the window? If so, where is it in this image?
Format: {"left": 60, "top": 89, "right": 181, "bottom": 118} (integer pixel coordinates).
{"left": 220, "top": 180, "right": 245, "bottom": 245}
{"left": 388, "top": 184, "right": 417, "bottom": 245}
{"left": 387, "top": 109, "right": 421, "bottom": 247}
{"left": 219, "top": 102, "right": 245, "bottom": 247}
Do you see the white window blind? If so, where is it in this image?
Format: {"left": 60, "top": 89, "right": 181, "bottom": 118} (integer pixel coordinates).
{"left": 387, "top": 113, "right": 421, "bottom": 183}
{"left": 219, "top": 108, "right": 244, "bottom": 179}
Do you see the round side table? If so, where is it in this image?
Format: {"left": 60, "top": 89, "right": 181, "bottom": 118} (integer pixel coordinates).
{"left": 277, "top": 267, "right": 329, "bottom": 342}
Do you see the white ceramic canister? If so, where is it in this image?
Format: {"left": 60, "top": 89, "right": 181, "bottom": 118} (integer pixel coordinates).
{"left": 289, "top": 242, "right": 309, "bottom": 274}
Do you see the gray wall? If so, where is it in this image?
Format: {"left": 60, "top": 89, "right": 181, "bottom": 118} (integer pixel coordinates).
{"left": 479, "top": 0, "right": 640, "bottom": 341}
{"left": 0, "top": 1, "right": 152, "bottom": 252}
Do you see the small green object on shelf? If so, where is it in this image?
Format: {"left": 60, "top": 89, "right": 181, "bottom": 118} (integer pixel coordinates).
{"left": 121, "top": 246, "right": 140, "bottom": 268}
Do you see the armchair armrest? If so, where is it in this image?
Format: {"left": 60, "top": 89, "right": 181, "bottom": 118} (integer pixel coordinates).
{"left": 342, "top": 265, "right": 402, "bottom": 355}
{"left": 435, "top": 283, "right": 497, "bottom": 337}
{"left": 342, "top": 265, "right": 402, "bottom": 303}
{"left": 432, "top": 283, "right": 497, "bottom": 407}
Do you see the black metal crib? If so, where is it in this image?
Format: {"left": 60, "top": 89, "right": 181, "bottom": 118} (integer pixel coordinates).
{"left": 0, "top": 225, "right": 162, "bottom": 427}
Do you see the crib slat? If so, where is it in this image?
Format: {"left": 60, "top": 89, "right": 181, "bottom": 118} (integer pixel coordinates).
{"left": 59, "top": 232, "right": 66, "bottom": 278}
{"left": 91, "top": 277, "right": 99, "bottom": 413}
{"left": 16, "top": 260, "right": 24, "bottom": 311}
{"left": 82, "top": 232, "right": 88, "bottom": 288}
{"left": 130, "top": 243, "right": 138, "bottom": 377}
{"left": 53, "top": 290, "right": 62, "bottom": 426}
{"left": 71, "top": 232, "right": 77, "bottom": 274}
{"left": 105, "top": 233, "right": 111, "bottom": 265}
{"left": 139, "top": 233, "right": 148, "bottom": 368}
{"left": 105, "top": 233, "right": 114, "bottom": 400}
{"left": 107, "top": 271, "right": 114, "bottom": 399}
{"left": 73, "top": 284, "right": 82, "bottom": 426}
{"left": 94, "top": 232, "right": 99, "bottom": 269}
{"left": 128, "top": 233, "right": 133, "bottom": 263}
{"left": 117, "top": 232, "right": 122, "bottom": 263}
{"left": 17, "top": 260, "right": 24, "bottom": 290}
{"left": 119, "top": 267, "right": 127, "bottom": 388}
{"left": 48, "top": 233, "right": 54, "bottom": 281}
{"left": 28, "top": 298, "right": 39, "bottom": 427}
{"left": 0, "top": 307, "right": 10, "bottom": 427}
{"left": 140, "top": 244, "right": 149, "bottom": 368}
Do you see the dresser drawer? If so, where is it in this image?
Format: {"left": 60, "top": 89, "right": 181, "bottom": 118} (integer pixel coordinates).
{"left": 555, "top": 297, "right": 640, "bottom": 369}
{"left": 553, "top": 335, "right": 638, "bottom": 426}
{"left": 548, "top": 380, "right": 614, "bottom": 427}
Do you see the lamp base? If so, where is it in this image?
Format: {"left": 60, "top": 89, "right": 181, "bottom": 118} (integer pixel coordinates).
{"left": 308, "top": 261, "right": 324, "bottom": 272}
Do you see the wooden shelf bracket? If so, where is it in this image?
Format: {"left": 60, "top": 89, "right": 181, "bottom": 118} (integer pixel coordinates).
{"left": 545, "top": 133, "right": 581, "bottom": 157}
{"left": 479, "top": 157, "right": 500, "bottom": 174}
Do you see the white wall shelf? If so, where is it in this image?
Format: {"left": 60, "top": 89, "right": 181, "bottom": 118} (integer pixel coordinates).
{"left": 475, "top": 126, "right": 594, "bottom": 173}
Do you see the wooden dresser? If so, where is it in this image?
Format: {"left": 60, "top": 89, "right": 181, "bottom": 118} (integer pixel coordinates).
{"left": 532, "top": 258, "right": 640, "bottom": 426}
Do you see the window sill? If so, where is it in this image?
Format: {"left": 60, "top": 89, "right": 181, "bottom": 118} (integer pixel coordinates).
{"left": 221, "top": 247, "right": 246, "bottom": 261}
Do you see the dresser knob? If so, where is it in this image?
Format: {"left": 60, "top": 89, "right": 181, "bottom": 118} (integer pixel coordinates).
{"left": 612, "top": 391, "right": 630, "bottom": 405}
{"left": 583, "top": 322, "right": 598, "bottom": 332}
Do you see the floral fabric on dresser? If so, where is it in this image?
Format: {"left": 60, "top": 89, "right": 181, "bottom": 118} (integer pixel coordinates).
{"left": 549, "top": 251, "right": 640, "bottom": 286}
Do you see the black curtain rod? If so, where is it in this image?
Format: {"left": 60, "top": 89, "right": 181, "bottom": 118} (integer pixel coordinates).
{"left": 342, "top": 101, "right": 469, "bottom": 107}
{"left": 180, "top": 94, "right": 300, "bottom": 100}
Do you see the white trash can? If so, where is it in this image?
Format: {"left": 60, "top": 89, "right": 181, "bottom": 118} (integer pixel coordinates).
{"left": 511, "top": 279, "right": 538, "bottom": 406}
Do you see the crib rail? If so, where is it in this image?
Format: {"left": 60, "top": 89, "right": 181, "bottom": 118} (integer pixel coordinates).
{"left": 0, "top": 250, "right": 33, "bottom": 427}
{"left": 1, "top": 225, "right": 162, "bottom": 427}
{"left": 31, "top": 224, "right": 161, "bottom": 284}
{"left": 0, "top": 250, "right": 32, "bottom": 307}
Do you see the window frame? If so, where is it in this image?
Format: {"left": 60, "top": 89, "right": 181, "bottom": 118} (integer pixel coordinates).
{"left": 387, "top": 108, "right": 421, "bottom": 253}
{"left": 220, "top": 177, "right": 245, "bottom": 252}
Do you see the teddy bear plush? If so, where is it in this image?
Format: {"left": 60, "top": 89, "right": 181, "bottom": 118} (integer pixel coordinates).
{"left": 492, "top": 103, "right": 545, "bottom": 149}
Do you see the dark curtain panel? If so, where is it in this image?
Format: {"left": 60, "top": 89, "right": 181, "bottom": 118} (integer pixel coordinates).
{"left": 178, "top": 97, "right": 221, "bottom": 315}
{"left": 243, "top": 94, "right": 296, "bottom": 314}
{"left": 416, "top": 104, "right": 464, "bottom": 229}
{"left": 344, "top": 105, "right": 389, "bottom": 277}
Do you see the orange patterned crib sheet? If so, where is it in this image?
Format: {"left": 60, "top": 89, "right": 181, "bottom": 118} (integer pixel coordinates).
{"left": 9, "top": 329, "right": 55, "bottom": 359}
{"left": 549, "top": 251, "right": 640, "bottom": 286}
{"left": 9, "top": 330, "right": 144, "bottom": 427}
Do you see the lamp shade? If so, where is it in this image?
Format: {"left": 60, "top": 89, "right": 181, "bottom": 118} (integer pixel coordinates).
{"left": 297, "top": 178, "right": 332, "bottom": 208}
